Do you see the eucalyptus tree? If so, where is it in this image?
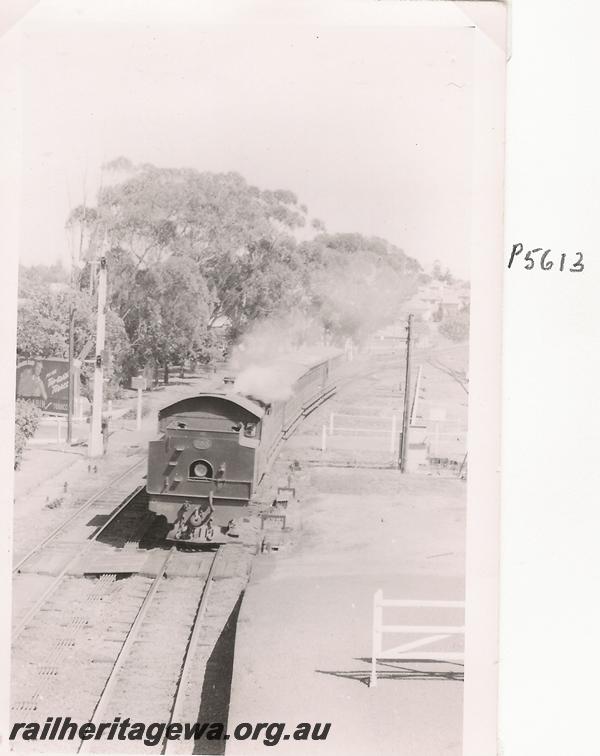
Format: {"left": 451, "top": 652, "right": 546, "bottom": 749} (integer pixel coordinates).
{"left": 66, "top": 160, "right": 311, "bottom": 367}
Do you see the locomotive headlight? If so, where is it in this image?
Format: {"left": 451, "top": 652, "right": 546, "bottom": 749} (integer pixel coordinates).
{"left": 192, "top": 461, "right": 209, "bottom": 478}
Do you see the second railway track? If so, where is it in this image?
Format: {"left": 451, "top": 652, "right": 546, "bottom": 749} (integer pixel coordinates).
{"left": 12, "top": 459, "right": 150, "bottom": 641}
{"left": 13, "top": 457, "right": 147, "bottom": 574}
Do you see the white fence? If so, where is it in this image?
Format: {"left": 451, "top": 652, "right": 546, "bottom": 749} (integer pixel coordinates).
{"left": 370, "top": 590, "right": 465, "bottom": 687}
{"left": 321, "top": 411, "right": 398, "bottom": 454}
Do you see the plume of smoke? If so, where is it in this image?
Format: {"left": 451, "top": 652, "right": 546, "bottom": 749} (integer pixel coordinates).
{"left": 228, "top": 248, "right": 414, "bottom": 402}
{"left": 233, "top": 364, "right": 298, "bottom": 403}
{"left": 230, "top": 311, "right": 334, "bottom": 403}
{"left": 230, "top": 311, "right": 327, "bottom": 370}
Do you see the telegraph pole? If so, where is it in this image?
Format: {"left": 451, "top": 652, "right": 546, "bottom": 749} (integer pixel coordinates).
{"left": 399, "top": 313, "right": 413, "bottom": 472}
{"left": 67, "top": 303, "right": 75, "bottom": 444}
{"left": 89, "top": 256, "right": 107, "bottom": 457}
{"left": 66, "top": 224, "right": 79, "bottom": 445}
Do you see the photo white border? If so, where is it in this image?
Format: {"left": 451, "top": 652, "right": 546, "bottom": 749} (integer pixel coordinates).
{"left": 0, "top": 3, "right": 507, "bottom": 753}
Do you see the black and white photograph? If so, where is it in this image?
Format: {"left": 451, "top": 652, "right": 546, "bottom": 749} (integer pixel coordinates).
{"left": 2, "top": 1, "right": 506, "bottom": 754}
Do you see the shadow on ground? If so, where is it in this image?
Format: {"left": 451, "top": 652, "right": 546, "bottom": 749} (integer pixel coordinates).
{"left": 93, "top": 489, "right": 174, "bottom": 549}
{"left": 192, "top": 593, "right": 244, "bottom": 755}
{"left": 316, "top": 658, "right": 464, "bottom": 687}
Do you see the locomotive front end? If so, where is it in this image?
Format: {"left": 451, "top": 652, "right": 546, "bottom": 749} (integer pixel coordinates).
{"left": 146, "top": 393, "right": 264, "bottom": 543}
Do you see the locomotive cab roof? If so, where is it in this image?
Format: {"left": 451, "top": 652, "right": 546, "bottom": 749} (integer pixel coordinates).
{"left": 158, "top": 392, "right": 265, "bottom": 426}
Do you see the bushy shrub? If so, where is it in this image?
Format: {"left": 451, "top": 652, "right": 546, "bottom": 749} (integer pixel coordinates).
{"left": 439, "top": 311, "right": 470, "bottom": 342}
{"left": 14, "top": 427, "right": 27, "bottom": 471}
{"left": 14, "top": 399, "right": 42, "bottom": 470}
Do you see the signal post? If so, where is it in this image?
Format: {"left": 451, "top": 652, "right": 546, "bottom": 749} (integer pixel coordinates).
{"left": 132, "top": 375, "right": 147, "bottom": 431}
{"left": 89, "top": 256, "right": 107, "bottom": 458}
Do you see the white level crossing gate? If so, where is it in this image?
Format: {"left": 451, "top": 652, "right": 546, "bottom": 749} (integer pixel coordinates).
{"left": 370, "top": 590, "right": 465, "bottom": 687}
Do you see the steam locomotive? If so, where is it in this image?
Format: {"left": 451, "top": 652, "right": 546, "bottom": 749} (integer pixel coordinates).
{"left": 146, "top": 352, "right": 343, "bottom": 543}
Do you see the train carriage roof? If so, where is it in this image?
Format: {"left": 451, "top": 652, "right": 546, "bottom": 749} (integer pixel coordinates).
{"left": 158, "top": 392, "right": 265, "bottom": 423}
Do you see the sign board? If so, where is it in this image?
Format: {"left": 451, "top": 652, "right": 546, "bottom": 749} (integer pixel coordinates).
{"left": 131, "top": 376, "right": 147, "bottom": 390}
{"left": 16, "top": 358, "right": 69, "bottom": 414}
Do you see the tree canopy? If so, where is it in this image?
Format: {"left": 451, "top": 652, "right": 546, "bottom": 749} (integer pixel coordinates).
{"left": 438, "top": 310, "right": 469, "bottom": 342}
{"left": 21, "top": 158, "right": 425, "bottom": 389}
{"left": 17, "top": 269, "right": 129, "bottom": 397}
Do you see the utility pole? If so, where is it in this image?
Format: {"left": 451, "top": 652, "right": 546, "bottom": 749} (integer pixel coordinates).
{"left": 67, "top": 293, "right": 75, "bottom": 444}
{"left": 399, "top": 313, "right": 413, "bottom": 472}
{"left": 89, "top": 256, "right": 107, "bottom": 457}
{"left": 66, "top": 222, "right": 79, "bottom": 445}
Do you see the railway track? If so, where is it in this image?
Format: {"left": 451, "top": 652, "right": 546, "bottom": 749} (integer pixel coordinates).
{"left": 11, "top": 545, "right": 251, "bottom": 754}
{"left": 12, "top": 459, "right": 148, "bottom": 640}
{"left": 14, "top": 457, "right": 147, "bottom": 574}
{"left": 80, "top": 548, "right": 220, "bottom": 754}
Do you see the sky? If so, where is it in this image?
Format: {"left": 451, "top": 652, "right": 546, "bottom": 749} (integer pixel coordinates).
{"left": 12, "top": 0, "right": 478, "bottom": 278}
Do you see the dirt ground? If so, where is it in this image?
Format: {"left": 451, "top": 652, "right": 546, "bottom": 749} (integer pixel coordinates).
{"left": 227, "top": 467, "right": 465, "bottom": 756}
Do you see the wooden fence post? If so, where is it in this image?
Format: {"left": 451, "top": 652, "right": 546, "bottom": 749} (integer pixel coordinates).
{"left": 371, "top": 589, "right": 383, "bottom": 687}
